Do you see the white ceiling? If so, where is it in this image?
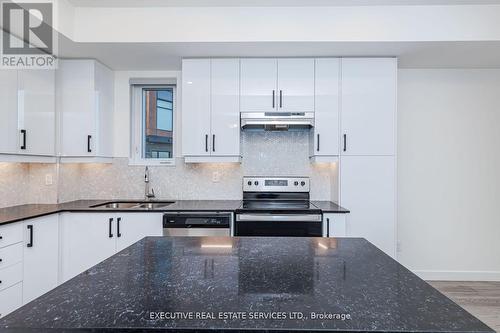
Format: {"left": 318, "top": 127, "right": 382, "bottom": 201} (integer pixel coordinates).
{"left": 58, "top": 36, "right": 500, "bottom": 70}
{"left": 66, "top": 0, "right": 500, "bottom": 7}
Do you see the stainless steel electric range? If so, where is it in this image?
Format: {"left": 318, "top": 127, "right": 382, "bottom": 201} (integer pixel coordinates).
{"left": 234, "top": 177, "right": 323, "bottom": 237}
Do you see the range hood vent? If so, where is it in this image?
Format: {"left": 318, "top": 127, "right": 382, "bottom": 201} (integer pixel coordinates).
{"left": 240, "top": 112, "right": 314, "bottom": 130}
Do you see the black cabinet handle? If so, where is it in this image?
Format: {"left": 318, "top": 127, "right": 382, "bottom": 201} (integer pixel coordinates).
{"left": 109, "top": 218, "right": 114, "bottom": 238}
{"left": 117, "top": 217, "right": 122, "bottom": 238}
{"left": 0, "top": 258, "right": 3, "bottom": 262}
{"left": 272, "top": 90, "right": 275, "bottom": 108}
{"left": 0, "top": 235, "right": 3, "bottom": 240}
{"left": 343, "top": 134, "right": 347, "bottom": 152}
{"left": 87, "top": 135, "right": 92, "bottom": 153}
{"left": 20, "top": 129, "right": 26, "bottom": 150}
{"left": 205, "top": 134, "right": 208, "bottom": 152}
{"left": 212, "top": 135, "right": 215, "bottom": 152}
{"left": 279, "top": 90, "right": 282, "bottom": 108}
{"left": 27, "top": 225, "right": 33, "bottom": 247}
{"left": 327, "top": 218, "right": 330, "bottom": 237}
{"left": 317, "top": 134, "right": 320, "bottom": 152}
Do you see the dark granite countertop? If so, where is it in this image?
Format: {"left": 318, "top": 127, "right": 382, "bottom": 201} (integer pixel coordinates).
{"left": 0, "top": 200, "right": 349, "bottom": 226}
{"left": 0, "top": 237, "right": 493, "bottom": 333}
{"left": 0, "top": 200, "right": 243, "bottom": 226}
{"left": 311, "top": 201, "right": 350, "bottom": 213}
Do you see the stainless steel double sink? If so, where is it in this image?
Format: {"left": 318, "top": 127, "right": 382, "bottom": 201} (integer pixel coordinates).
{"left": 90, "top": 201, "right": 174, "bottom": 210}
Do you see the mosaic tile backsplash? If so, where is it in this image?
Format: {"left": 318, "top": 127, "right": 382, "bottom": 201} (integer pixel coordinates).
{"left": 1, "top": 131, "right": 338, "bottom": 207}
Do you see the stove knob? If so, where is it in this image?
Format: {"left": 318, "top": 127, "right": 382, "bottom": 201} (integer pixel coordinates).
{"left": 247, "top": 181, "right": 252, "bottom": 186}
{"left": 294, "top": 181, "right": 299, "bottom": 186}
{"left": 254, "top": 181, "right": 259, "bottom": 186}
{"left": 301, "top": 181, "right": 306, "bottom": 186}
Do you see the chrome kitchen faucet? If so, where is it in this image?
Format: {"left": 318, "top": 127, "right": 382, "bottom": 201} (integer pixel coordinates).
{"left": 144, "top": 166, "right": 155, "bottom": 200}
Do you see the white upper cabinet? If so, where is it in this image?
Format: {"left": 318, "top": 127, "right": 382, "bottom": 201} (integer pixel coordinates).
{"left": 57, "top": 59, "right": 114, "bottom": 160}
{"left": 240, "top": 58, "right": 314, "bottom": 113}
{"left": 240, "top": 58, "right": 277, "bottom": 112}
{"left": 182, "top": 58, "right": 240, "bottom": 162}
{"left": 341, "top": 58, "right": 397, "bottom": 156}
{"left": 0, "top": 70, "right": 19, "bottom": 155}
{"left": 277, "top": 58, "right": 315, "bottom": 112}
{"left": 0, "top": 69, "right": 56, "bottom": 160}
{"left": 311, "top": 58, "right": 340, "bottom": 158}
{"left": 18, "top": 70, "right": 56, "bottom": 156}
{"left": 181, "top": 59, "right": 211, "bottom": 156}
{"left": 210, "top": 59, "right": 240, "bottom": 157}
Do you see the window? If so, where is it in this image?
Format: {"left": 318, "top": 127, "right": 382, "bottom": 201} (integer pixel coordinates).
{"left": 131, "top": 85, "right": 176, "bottom": 165}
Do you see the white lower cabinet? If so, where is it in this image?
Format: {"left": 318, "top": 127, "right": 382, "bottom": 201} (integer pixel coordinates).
{"left": 324, "top": 214, "right": 347, "bottom": 238}
{"left": 340, "top": 156, "right": 396, "bottom": 257}
{"left": 61, "top": 213, "right": 163, "bottom": 282}
{"left": 115, "top": 213, "right": 163, "bottom": 252}
{"left": 0, "top": 283, "right": 23, "bottom": 318}
{"left": 22, "top": 215, "right": 59, "bottom": 304}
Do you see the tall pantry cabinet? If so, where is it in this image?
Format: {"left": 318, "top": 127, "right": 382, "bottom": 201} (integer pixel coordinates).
{"left": 339, "top": 58, "right": 397, "bottom": 258}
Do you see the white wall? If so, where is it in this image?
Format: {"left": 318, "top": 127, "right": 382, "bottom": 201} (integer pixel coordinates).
{"left": 398, "top": 68, "right": 500, "bottom": 281}
{"left": 70, "top": 5, "right": 500, "bottom": 43}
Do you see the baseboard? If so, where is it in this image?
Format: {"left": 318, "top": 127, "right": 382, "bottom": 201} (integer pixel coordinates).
{"left": 414, "top": 270, "right": 500, "bottom": 281}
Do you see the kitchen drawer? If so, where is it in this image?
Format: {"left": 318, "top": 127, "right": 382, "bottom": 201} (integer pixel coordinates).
{"left": 0, "top": 243, "right": 23, "bottom": 270}
{"left": 0, "top": 262, "right": 23, "bottom": 292}
{"left": 0, "top": 223, "right": 23, "bottom": 248}
{"left": 0, "top": 282, "right": 22, "bottom": 318}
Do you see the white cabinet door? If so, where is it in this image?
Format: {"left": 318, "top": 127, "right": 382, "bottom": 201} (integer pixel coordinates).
{"left": 210, "top": 59, "right": 240, "bottom": 157}
{"left": 23, "top": 215, "right": 59, "bottom": 304}
{"left": 115, "top": 213, "right": 163, "bottom": 252}
{"left": 94, "top": 61, "right": 114, "bottom": 158}
{"left": 341, "top": 58, "right": 397, "bottom": 156}
{"left": 240, "top": 58, "right": 277, "bottom": 112}
{"left": 18, "top": 70, "right": 56, "bottom": 156}
{"left": 0, "top": 69, "right": 19, "bottom": 154}
{"left": 181, "top": 59, "right": 211, "bottom": 156}
{"left": 60, "top": 213, "right": 116, "bottom": 282}
{"left": 0, "top": 283, "right": 23, "bottom": 319}
{"left": 58, "top": 60, "right": 96, "bottom": 157}
{"left": 277, "top": 58, "right": 314, "bottom": 112}
{"left": 340, "top": 156, "right": 396, "bottom": 257}
{"left": 325, "top": 213, "right": 347, "bottom": 238}
{"left": 313, "top": 58, "right": 340, "bottom": 156}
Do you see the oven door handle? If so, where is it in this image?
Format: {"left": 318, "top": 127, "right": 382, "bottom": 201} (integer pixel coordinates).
{"left": 236, "top": 214, "right": 322, "bottom": 222}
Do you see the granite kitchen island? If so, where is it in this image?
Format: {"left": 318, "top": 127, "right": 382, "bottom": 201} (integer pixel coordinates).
{"left": 0, "top": 237, "right": 493, "bottom": 333}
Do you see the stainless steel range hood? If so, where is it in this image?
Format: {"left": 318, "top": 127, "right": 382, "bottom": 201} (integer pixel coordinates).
{"left": 240, "top": 112, "right": 314, "bottom": 130}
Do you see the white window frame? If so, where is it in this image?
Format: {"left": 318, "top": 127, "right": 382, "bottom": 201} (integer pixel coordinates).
{"left": 130, "top": 84, "right": 176, "bottom": 166}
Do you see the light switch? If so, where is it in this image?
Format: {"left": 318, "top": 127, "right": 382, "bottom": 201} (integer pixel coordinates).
{"left": 45, "top": 174, "right": 53, "bottom": 186}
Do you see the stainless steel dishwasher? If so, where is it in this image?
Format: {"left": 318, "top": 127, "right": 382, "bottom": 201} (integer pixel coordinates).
{"left": 162, "top": 212, "right": 232, "bottom": 237}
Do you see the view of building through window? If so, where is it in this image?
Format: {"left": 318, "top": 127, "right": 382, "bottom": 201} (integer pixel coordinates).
{"left": 143, "top": 88, "right": 174, "bottom": 159}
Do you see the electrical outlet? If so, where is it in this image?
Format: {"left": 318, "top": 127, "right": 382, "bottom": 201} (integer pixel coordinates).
{"left": 45, "top": 174, "right": 53, "bottom": 186}
{"left": 212, "top": 171, "right": 221, "bottom": 183}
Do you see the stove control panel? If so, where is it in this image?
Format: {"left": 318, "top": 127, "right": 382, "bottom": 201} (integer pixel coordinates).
{"left": 243, "top": 177, "right": 310, "bottom": 192}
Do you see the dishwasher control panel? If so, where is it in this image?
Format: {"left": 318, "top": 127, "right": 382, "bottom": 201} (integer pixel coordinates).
{"left": 163, "top": 212, "right": 231, "bottom": 228}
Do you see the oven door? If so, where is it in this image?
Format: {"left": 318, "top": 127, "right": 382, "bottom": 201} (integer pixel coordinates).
{"left": 234, "top": 213, "right": 323, "bottom": 237}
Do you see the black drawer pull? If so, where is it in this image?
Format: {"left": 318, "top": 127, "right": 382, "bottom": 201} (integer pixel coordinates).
{"left": 317, "top": 134, "right": 320, "bottom": 152}
{"left": 27, "top": 225, "right": 33, "bottom": 247}
{"left": 272, "top": 90, "right": 275, "bottom": 108}
{"left": 205, "top": 134, "right": 208, "bottom": 152}
{"left": 87, "top": 135, "right": 92, "bottom": 153}
{"left": 117, "top": 217, "right": 122, "bottom": 238}
{"left": 109, "top": 218, "right": 114, "bottom": 238}
{"left": 212, "top": 135, "right": 215, "bottom": 152}
{"left": 279, "top": 90, "right": 282, "bottom": 108}
{"left": 343, "top": 134, "right": 347, "bottom": 152}
{"left": 20, "top": 129, "right": 27, "bottom": 150}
